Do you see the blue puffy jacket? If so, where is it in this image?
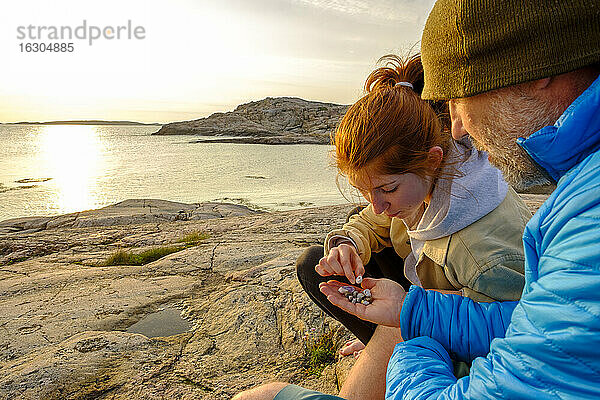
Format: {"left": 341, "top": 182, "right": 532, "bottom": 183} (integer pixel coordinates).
{"left": 386, "top": 76, "right": 600, "bottom": 400}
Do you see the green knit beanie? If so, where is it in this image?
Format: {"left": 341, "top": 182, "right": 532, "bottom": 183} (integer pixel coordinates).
{"left": 421, "top": 0, "right": 600, "bottom": 100}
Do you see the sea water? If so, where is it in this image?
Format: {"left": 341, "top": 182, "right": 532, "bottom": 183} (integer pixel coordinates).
{"left": 0, "top": 124, "right": 350, "bottom": 221}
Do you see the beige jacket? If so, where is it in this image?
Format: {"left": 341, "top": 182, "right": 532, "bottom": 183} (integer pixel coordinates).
{"left": 325, "top": 188, "right": 531, "bottom": 302}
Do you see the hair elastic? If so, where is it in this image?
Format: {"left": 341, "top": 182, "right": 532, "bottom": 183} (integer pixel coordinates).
{"left": 395, "top": 81, "right": 414, "bottom": 89}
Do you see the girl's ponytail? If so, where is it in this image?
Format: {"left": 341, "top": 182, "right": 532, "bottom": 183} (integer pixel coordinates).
{"left": 364, "top": 54, "right": 449, "bottom": 131}
{"left": 365, "top": 54, "right": 425, "bottom": 95}
{"left": 333, "top": 54, "right": 452, "bottom": 181}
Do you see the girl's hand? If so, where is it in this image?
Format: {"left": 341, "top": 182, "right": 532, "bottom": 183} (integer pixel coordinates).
{"left": 315, "top": 243, "right": 365, "bottom": 284}
{"left": 319, "top": 278, "right": 406, "bottom": 328}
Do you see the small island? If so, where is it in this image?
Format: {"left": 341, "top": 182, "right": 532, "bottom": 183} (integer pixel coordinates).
{"left": 154, "top": 97, "right": 349, "bottom": 145}
{"left": 2, "top": 120, "right": 161, "bottom": 126}
{"left": 2, "top": 98, "right": 348, "bottom": 145}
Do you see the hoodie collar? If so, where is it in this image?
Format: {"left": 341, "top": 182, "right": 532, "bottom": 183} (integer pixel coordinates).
{"left": 407, "top": 137, "right": 508, "bottom": 242}
{"left": 517, "top": 75, "right": 600, "bottom": 182}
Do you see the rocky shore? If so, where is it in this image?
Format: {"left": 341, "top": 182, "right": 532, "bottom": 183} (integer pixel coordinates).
{"left": 0, "top": 195, "right": 547, "bottom": 399}
{"left": 153, "top": 97, "right": 348, "bottom": 145}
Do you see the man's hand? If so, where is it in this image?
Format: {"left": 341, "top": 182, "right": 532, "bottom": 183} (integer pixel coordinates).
{"left": 319, "top": 278, "right": 406, "bottom": 327}
{"left": 315, "top": 243, "right": 365, "bottom": 284}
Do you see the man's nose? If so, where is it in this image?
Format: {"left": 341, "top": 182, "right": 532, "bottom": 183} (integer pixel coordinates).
{"left": 449, "top": 100, "right": 469, "bottom": 140}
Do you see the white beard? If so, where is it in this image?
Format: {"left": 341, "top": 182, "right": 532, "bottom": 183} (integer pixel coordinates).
{"left": 470, "top": 88, "right": 563, "bottom": 192}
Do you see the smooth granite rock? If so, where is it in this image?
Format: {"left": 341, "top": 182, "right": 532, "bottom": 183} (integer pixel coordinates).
{"left": 0, "top": 195, "right": 548, "bottom": 399}
{"left": 0, "top": 201, "right": 358, "bottom": 399}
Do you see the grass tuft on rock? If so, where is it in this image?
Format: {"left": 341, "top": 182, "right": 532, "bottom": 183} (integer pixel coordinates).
{"left": 177, "top": 231, "right": 210, "bottom": 247}
{"left": 103, "top": 246, "right": 183, "bottom": 266}
{"left": 302, "top": 328, "right": 338, "bottom": 376}
{"left": 100, "top": 231, "right": 209, "bottom": 267}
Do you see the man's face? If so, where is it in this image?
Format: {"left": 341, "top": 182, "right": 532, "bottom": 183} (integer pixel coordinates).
{"left": 448, "top": 87, "right": 559, "bottom": 191}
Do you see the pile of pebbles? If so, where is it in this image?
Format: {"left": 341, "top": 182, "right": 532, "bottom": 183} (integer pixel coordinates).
{"left": 338, "top": 284, "right": 372, "bottom": 305}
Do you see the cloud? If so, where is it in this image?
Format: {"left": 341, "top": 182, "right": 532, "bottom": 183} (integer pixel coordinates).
{"left": 1, "top": 0, "right": 437, "bottom": 122}
{"left": 290, "top": 0, "right": 433, "bottom": 23}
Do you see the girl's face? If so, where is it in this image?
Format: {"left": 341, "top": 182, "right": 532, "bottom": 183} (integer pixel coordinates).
{"left": 349, "top": 168, "right": 433, "bottom": 221}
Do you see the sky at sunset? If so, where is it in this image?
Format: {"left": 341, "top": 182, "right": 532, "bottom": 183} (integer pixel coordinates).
{"left": 2, "top": 0, "right": 435, "bottom": 123}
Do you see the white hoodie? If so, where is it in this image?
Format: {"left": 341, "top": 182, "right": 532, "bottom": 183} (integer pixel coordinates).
{"left": 403, "top": 137, "right": 508, "bottom": 286}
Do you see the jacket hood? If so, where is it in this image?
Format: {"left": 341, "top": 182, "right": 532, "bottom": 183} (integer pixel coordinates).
{"left": 402, "top": 138, "right": 509, "bottom": 285}
{"left": 517, "top": 75, "right": 600, "bottom": 182}
{"left": 407, "top": 137, "right": 508, "bottom": 242}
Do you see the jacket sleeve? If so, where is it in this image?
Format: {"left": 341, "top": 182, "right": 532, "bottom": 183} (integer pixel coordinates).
{"left": 386, "top": 337, "right": 464, "bottom": 400}
{"left": 387, "top": 195, "right": 600, "bottom": 400}
{"left": 385, "top": 288, "right": 518, "bottom": 400}
{"left": 400, "top": 286, "right": 517, "bottom": 362}
{"left": 324, "top": 204, "right": 394, "bottom": 265}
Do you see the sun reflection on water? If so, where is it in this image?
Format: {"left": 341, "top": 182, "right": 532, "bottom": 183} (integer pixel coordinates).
{"left": 38, "top": 125, "right": 105, "bottom": 214}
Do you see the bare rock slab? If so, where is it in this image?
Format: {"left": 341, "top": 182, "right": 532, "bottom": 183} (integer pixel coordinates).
{"left": 0, "top": 195, "right": 547, "bottom": 399}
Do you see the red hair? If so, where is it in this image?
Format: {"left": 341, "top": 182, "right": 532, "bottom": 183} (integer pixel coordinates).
{"left": 333, "top": 54, "right": 452, "bottom": 182}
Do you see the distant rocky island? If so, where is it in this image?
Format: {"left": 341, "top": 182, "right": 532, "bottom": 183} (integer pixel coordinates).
{"left": 3, "top": 97, "right": 348, "bottom": 144}
{"left": 3, "top": 120, "right": 161, "bottom": 126}
{"left": 154, "top": 97, "right": 349, "bottom": 145}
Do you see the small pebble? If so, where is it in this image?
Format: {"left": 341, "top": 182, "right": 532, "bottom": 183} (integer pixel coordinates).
{"left": 338, "top": 285, "right": 372, "bottom": 306}
{"left": 356, "top": 275, "right": 363, "bottom": 284}
{"left": 343, "top": 285, "right": 356, "bottom": 293}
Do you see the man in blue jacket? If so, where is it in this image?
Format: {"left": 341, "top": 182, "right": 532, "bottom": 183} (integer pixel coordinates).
{"left": 234, "top": 1, "right": 600, "bottom": 399}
